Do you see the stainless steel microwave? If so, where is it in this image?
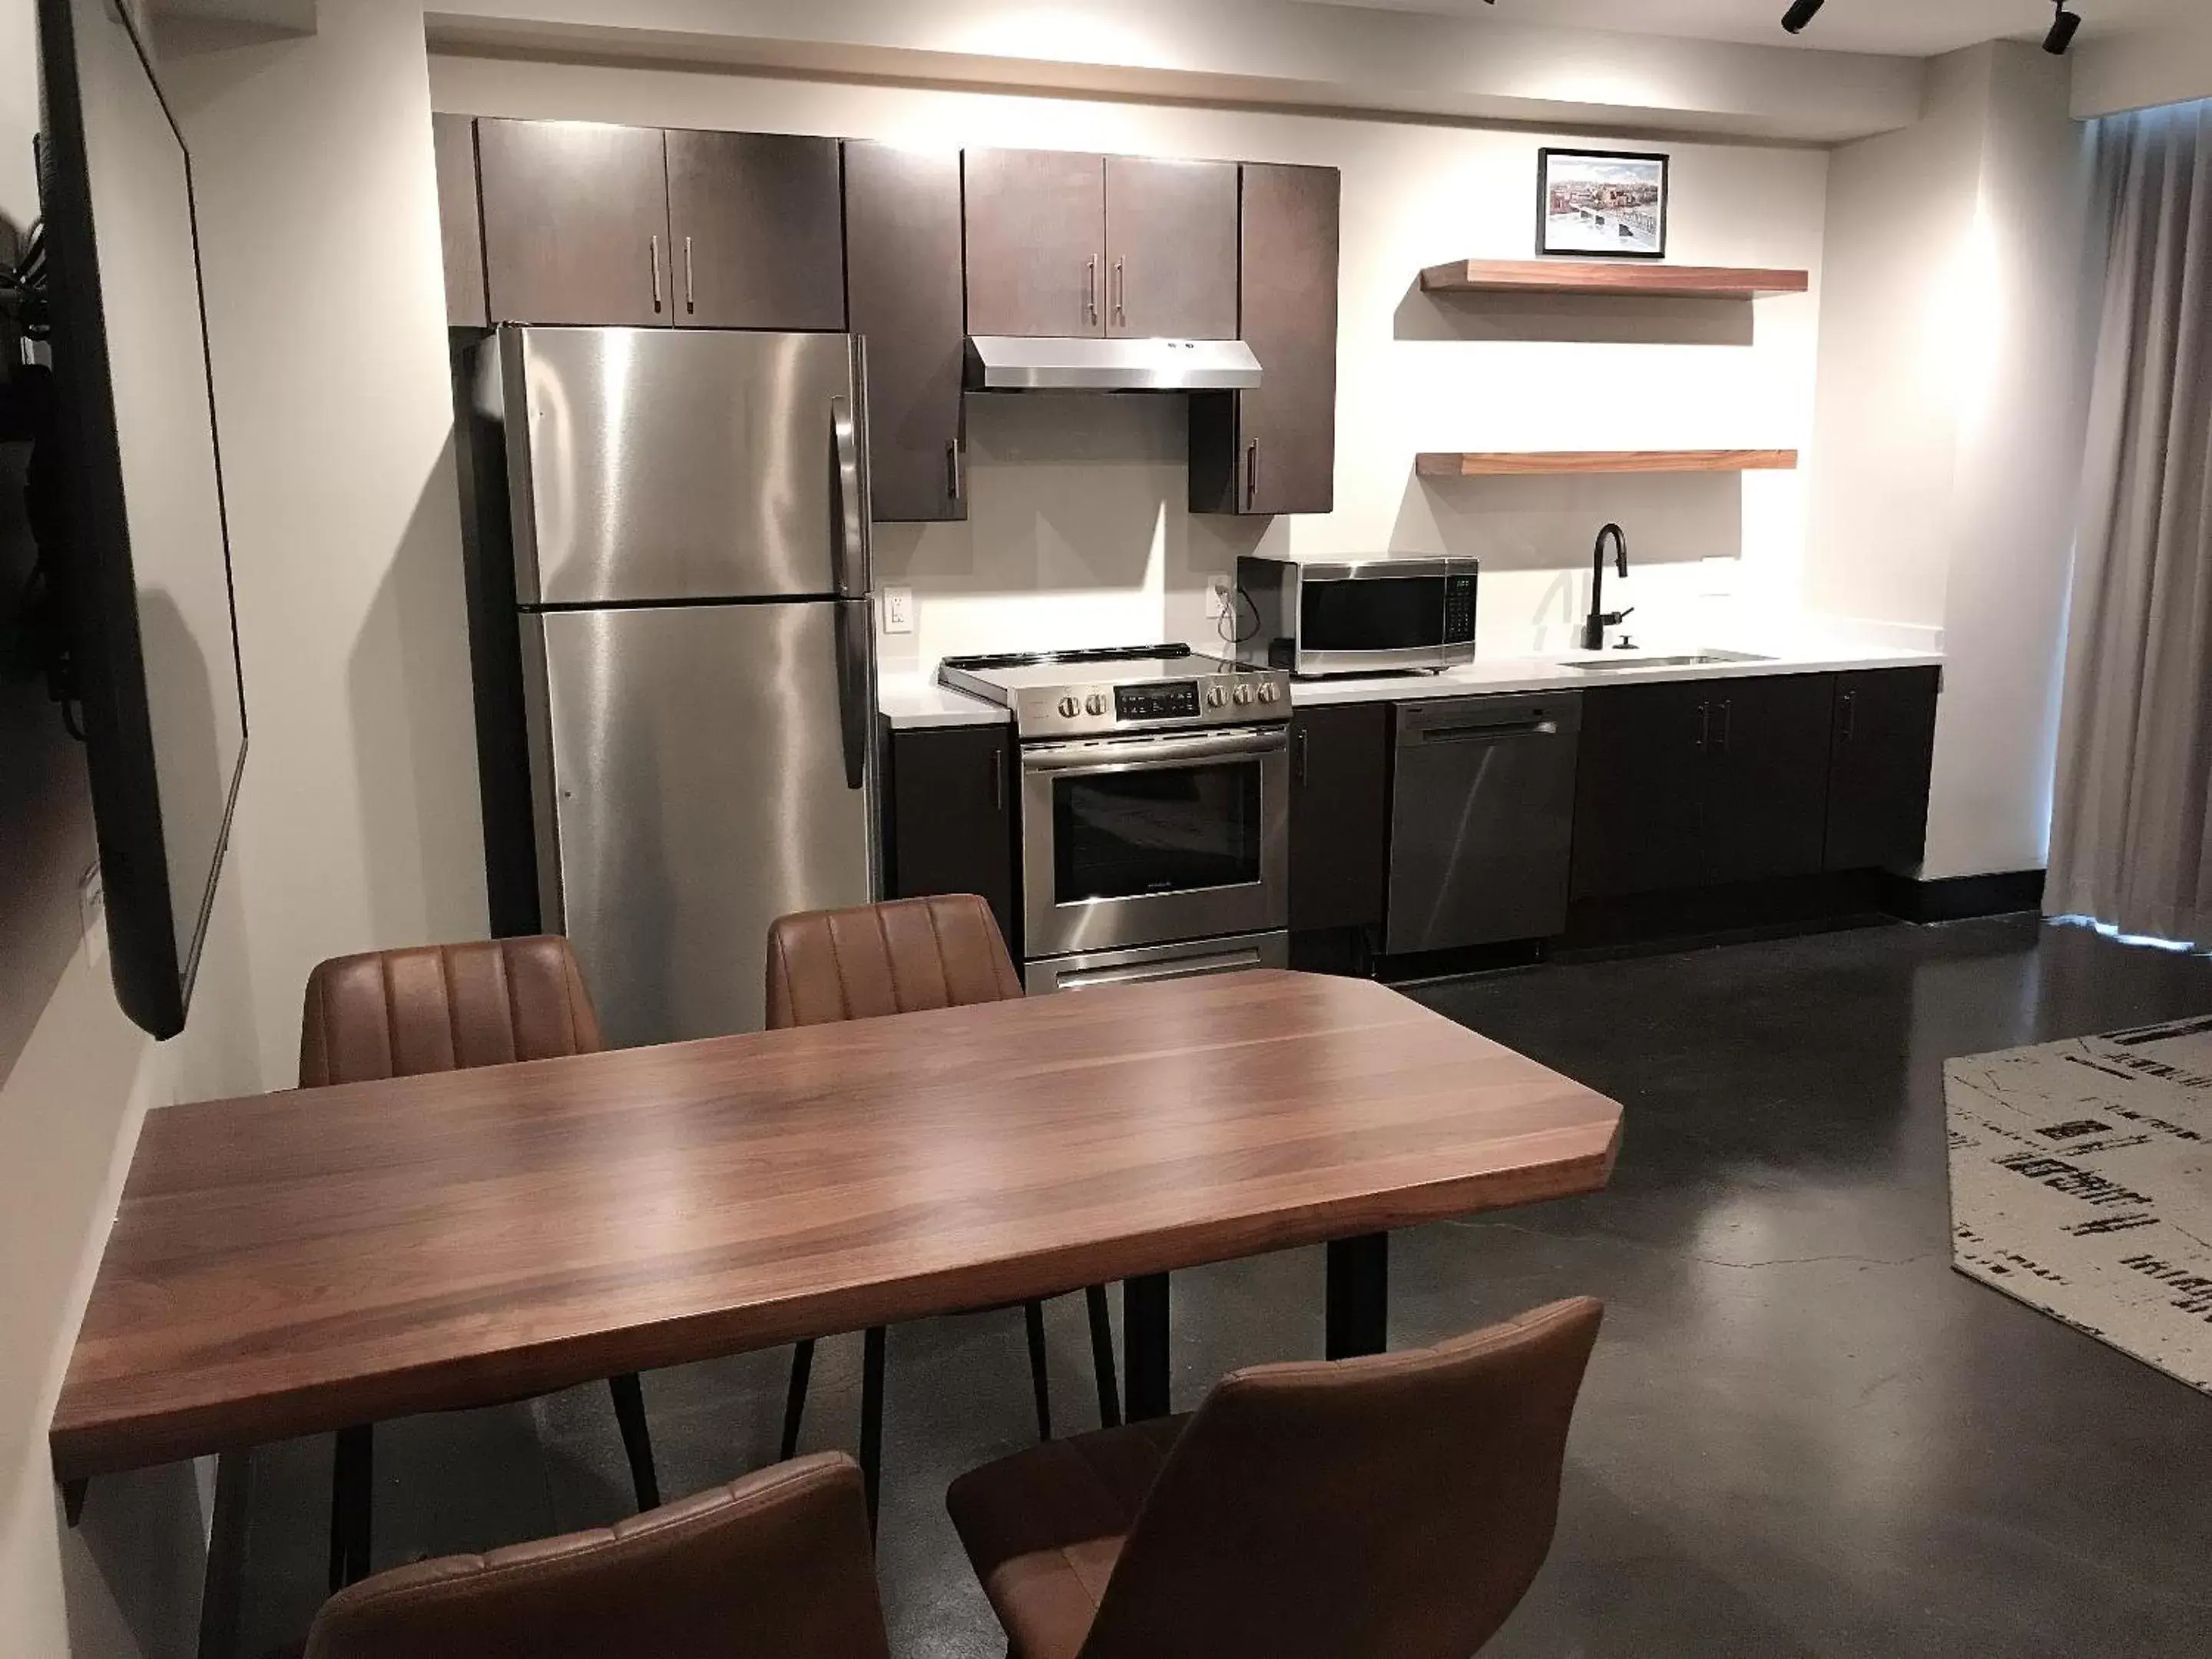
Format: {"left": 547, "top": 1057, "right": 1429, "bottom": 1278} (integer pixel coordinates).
{"left": 1233, "top": 555, "right": 1479, "bottom": 677}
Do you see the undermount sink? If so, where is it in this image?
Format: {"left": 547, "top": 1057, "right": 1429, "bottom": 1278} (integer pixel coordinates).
{"left": 1566, "top": 649, "right": 1774, "bottom": 672}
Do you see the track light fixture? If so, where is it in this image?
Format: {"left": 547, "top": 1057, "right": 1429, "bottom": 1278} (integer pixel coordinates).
{"left": 1780, "top": 0, "right": 1825, "bottom": 34}
{"left": 2045, "top": 2, "right": 2081, "bottom": 55}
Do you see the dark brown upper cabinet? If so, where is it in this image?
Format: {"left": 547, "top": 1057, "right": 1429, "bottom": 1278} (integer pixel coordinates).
{"left": 1190, "top": 162, "right": 1340, "bottom": 516}
{"left": 963, "top": 148, "right": 1107, "bottom": 338}
{"left": 845, "top": 143, "right": 966, "bottom": 522}
{"left": 665, "top": 130, "right": 846, "bottom": 331}
{"left": 432, "top": 114, "right": 486, "bottom": 329}
{"left": 1103, "top": 156, "right": 1238, "bottom": 339}
{"left": 476, "top": 118, "right": 671, "bottom": 328}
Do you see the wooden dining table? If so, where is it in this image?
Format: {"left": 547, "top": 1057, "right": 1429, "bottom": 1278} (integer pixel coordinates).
{"left": 49, "top": 969, "right": 1622, "bottom": 1491}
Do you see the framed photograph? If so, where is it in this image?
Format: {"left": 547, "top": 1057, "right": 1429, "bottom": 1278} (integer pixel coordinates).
{"left": 1538, "top": 147, "right": 1669, "bottom": 259}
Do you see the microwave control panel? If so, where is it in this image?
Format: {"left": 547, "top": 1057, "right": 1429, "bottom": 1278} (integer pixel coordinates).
{"left": 1445, "top": 572, "right": 1478, "bottom": 643}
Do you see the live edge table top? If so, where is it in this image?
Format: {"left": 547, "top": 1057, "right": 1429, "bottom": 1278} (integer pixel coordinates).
{"left": 51, "top": 970, "right": 1623, "bottom": 1480}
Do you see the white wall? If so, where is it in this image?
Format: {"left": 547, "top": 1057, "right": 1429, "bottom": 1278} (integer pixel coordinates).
{"left": 423, "top": 0, "right": 1924, "bottom": 144}
{"left": 2075, "top": 12, "right": 2212, "bottom": 120}
{"left": 429, "top": 55, "right": 1830, "bottom": 673}
{"left": 1804, "top": 41, "right": 2091, "bottom": 880}
{"left": 3, "top": 3, "right": 486, "bottom": 1654}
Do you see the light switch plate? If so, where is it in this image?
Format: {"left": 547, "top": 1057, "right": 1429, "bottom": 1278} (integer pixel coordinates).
{"left": 881, "top": 587, "right": 913, "bottom": 634}
{"left": 1700, "top": 556, "right": 1737, "bottom": 598}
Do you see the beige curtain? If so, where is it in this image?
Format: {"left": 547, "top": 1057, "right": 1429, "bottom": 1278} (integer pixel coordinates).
{"left": 2045, "top": 101, "right": 2212, "bottom": 945}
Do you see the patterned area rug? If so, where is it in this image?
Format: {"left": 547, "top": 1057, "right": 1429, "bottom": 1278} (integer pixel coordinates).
{"left": 1946, "top": 1015, "right": 2212, "bottom": 1394}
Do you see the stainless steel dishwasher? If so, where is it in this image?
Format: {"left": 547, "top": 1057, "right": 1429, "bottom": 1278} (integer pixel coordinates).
{"left": 1386, "top": 692, "right": 1584, "bottom": 954}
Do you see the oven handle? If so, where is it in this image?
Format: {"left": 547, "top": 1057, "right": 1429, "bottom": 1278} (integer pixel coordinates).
{"left": 1021, "top": 727, "right": 1290, "bottom": 773}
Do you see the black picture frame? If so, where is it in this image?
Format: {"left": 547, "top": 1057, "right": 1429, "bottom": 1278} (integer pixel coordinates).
{"left": 1538, "top": 147, "right": 1670, "bottom": 260}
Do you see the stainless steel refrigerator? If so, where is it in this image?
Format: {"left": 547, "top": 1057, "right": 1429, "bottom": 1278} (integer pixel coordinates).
{"left": 464, "top": 325, "right": 876, "bottom": 1046}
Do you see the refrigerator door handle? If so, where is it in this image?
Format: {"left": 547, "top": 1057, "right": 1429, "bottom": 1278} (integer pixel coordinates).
{"left": 832, "top": 382, "right": 871, "bottom": 600}
{"left": 834, "top": 598, "right": 872, "bottom": 791}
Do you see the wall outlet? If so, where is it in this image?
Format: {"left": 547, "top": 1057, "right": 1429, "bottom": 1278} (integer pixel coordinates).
{"left": 1206, "top": 576, "right": 1233, "bottom": 621}
{"left": 881, "top": 586, "right": 913, "bottom": 634}
{"left": 78, "top": 862, "right": 107, "bottom": 972}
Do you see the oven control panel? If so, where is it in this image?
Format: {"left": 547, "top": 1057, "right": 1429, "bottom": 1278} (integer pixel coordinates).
{"left": 1116, "top": 682, "right": 1201, "bottom": 722}
{"left": 1013, "top": 666, "right": 1293, "bottom": 740}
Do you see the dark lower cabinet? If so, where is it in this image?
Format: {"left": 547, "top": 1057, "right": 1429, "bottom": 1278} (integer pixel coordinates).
{"left": 1569, "top": 680, "right": 1710, "bottom": 899}
{"left": 1825, "top": 667, "right": 1940, "bottom": 870}
{"left": 845, "top": 143, "right": 966, "bottom": 522}
{"left": 1190, "top": 162, "right": 1340, "bottom": 517}
{"left": 665, "top": 130, "right": 846, "bottom": 330}
{"left": 476, "top": 118, "right": 670, "bottom": 326}
{"left": 885, "top": 724, "right": 1018, "bottom": 952}
{"left": 1289, "top": 704, "right": 1389, "bottom": 932}
{"left": 1701, "top": 675, "right": 1836, "bottom": 885}
{"left": 1571, "top": 674, "right": 1835, "bottom": 899}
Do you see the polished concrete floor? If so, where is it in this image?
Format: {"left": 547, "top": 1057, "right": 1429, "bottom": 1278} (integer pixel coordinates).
{"left": 230, "top": 916, "right": 2212, "bottom": 1657}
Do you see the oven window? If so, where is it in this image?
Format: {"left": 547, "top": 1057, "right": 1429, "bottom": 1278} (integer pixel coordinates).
{"left": 1054, "top": 761, "right": 1260, "bottom": 901}
{"left": 1301, "top": 578, "right": 1447, "bottom": 651}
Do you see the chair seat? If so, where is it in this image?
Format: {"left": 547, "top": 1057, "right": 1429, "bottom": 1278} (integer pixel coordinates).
{"left": 945, "top": 1416, "right": 1187, "bottom": 1659}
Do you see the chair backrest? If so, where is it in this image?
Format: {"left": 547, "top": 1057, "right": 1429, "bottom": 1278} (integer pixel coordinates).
{"left": 303, "top": 1452, "right": 889, "bottom": 1659}
{"left": 764, "top": 894, "right": 1022, "bottom": 1028}
{"left": 299, "top": 935, "right": 603, "bottom": 1088}
{"left": 1079, "top": 1297, "right": 1604, "bottom": 1659}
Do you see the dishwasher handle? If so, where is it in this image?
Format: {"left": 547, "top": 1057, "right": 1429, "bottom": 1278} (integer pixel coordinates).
{"left": 1407, "top": 716, "right": 1561, "bottom": 744}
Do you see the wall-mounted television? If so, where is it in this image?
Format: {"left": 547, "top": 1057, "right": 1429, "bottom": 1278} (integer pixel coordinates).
{"left": 32, "top": 0, "right": 247, "bottom": 1040}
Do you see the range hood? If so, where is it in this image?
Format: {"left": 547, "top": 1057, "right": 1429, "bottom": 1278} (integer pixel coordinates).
{"left": 965, "top": 335, "right": 1263, "bottom": 392}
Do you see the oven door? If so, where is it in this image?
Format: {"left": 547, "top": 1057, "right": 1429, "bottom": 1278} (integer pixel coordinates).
{"left": 1022, "top": 726, "right": 1290, "bottom": 961}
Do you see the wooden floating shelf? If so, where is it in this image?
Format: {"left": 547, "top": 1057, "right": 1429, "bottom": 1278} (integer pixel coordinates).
{"left": 1416, "top": 449, "right": 1800, "bottom": 478}
{"left": 1419, "top": 260, "right": 1810, "bottom": 299}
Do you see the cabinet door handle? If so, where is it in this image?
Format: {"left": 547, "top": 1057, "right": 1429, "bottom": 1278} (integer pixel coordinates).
{"left": 1713, "top": 699, "right": 1732, "bottom": 752}
{"left": 946, "top": 439, "right": 963, "bottom": 502}
{"left": 1696, "top": 700, "right": 1710, "bottom": 750}
{"left": 683, "top": 234, "right": 694, "bottom": 315}
{"left": 1840, "top": 688, "right": 1856, "bottom": 741}
{"left": 1113, "top": 257, "right": 1127, "bottom": 326}
{"left": 649, "top": 235, "right": 663, "bottom": 313}
{"left": 1085, "top": 257, "right": 1098, "bottom": 326}
{"left": 1244, "top": 439, "right": 1259, "bottom": 509}
{"left": 992, "top": 747, "right": 1004, "bottom": 813}
{"left": 1296, "top": 727, "right": 1310, "bottom": 786}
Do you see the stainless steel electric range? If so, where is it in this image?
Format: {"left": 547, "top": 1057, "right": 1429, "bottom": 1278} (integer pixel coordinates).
{"left": 938, "top": 644, "right": 1294, "bottom": 993}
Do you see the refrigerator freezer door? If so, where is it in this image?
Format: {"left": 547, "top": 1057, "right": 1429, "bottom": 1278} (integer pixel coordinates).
{"left": 528, "top": 603, "right": 875, "bottom": 1045}
{"left": 506, "top": 326, "right": 868, "bottom": 606}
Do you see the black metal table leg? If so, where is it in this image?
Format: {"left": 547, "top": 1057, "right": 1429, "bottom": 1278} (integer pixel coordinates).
{"left": 1326, "top": 1232, "right": 1389, "bottom": 1359}
{"left": 1122, "top": 1273, "right": 1171, "bottom": 1420}
{"left": 859, "top": 1326, "right": 886, "bottom": 1532}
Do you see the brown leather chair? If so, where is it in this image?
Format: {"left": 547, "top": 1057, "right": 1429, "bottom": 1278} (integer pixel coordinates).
{"left": 302, "top": 1452, "right": 889, "bottom": 1659}
{"left": 765, "top": 895, "right": 1121, "bottom": 1521}
{"left": 299, "top": 935, "right": 659, "bottom": 1592}
{"left": 946, "top": 1296, "right": 1604, "bottom": 1659}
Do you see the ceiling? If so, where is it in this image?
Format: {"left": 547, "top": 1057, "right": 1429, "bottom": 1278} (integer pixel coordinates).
{"left": 1316, "top": 0, "right": 2190, "bottom": 58}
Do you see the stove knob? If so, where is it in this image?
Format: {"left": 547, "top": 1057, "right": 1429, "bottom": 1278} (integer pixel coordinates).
{"left": 1257, "top": 683, "right": 1280, "bottom": 704}
{"left": 1086, "top": 693, "right": 1108, "bottom": 716}
{"left": 1058, "top": 695, "right": 1081, "bottom": 718}
{"left": 1205, "top": 685, "right": 1227, "bottom": 709}
{"left": 1233, "top": 684, "right": 1256, "bottom": 706}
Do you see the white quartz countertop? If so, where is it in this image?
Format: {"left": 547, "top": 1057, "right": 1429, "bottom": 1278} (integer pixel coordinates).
{"left": 878, "top": 630, "right": 1942, "bottom": 728}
